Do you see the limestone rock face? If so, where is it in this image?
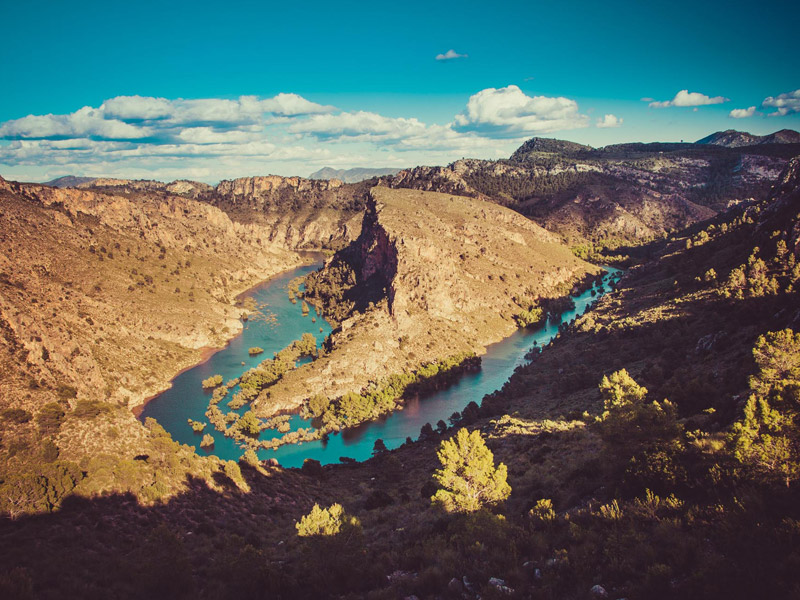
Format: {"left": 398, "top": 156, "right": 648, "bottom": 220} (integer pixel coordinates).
{"left": 215, "top": 175, "right": 343, "bottom": 205}
{"left": 64, "top": 173, "right": 368, "bottom": 251}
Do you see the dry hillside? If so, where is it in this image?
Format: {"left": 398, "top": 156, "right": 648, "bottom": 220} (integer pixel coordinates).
{"left": 256, "top": 186, "right": 598, "bottom": 416}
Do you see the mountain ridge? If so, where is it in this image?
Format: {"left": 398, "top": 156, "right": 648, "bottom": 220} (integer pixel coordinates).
{"left": 308, "top": 166, "right": 403, "bottom": 183}
{"left": 695, "top": 128, "right": 800, "bottom": 147}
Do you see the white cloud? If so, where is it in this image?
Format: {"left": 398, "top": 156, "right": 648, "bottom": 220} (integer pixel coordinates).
{"left": 762, "top": 89, "right": 800, "bottom": 116}
{"left": 0, "top": 93, "right": 335, "bottom": 145}
{"left": 452, "top": 85, "right": 589, "bottom": 137}
{"left": 101, "top": 96, "right": 174, "bottom": 121}
{"left": 289, "top": 111, "right": 429, "bottom": 141}
{"left": 596, "top": 114, "right": 623, "bottom": 128}
{"left": 648, "top": 90, "right": 729, "bottom": 108}
{"left": 0, "top": 107, "right": 152, "bottom": 141}
{"left": 260, "top": 93, "right": 335, "bottom": 116}
{"left": 729, "top": 106, "right": 756, "bottom": 119}
{"left": 435, "top": 49, "right": 468, "bottom": 61}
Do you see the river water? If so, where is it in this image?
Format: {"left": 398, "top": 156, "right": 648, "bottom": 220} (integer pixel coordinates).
{"left": 139, "top": 263, "right": 620, "bottom": 468}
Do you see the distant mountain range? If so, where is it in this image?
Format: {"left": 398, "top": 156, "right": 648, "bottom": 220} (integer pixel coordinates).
{"left": 44, "top": 175, "right": 98, "bottom": 188}
{"left": 695, "top": 128, "right": 800, "bottom": 148}
{"left": 308, "top": 166, "right": 403, "bottom": 183}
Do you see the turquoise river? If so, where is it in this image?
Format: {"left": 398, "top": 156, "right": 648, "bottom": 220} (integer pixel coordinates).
{"left": 139, "top": 261, "right": 621, "bottom": 468}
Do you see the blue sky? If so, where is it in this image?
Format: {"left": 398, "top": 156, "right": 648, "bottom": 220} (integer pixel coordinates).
{"left": 1, "top": 0, "right": 798, "bottom": 182}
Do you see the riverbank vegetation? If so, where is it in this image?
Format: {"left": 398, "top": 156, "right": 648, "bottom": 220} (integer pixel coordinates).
{"left": 301, "top": 352, "right": 481, "bottom": 431}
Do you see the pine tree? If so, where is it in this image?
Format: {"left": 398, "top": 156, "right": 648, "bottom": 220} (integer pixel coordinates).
{"left": 431, "top": 428, "right": 511, "bottom": 513}
{"left": 598, "top": 369, "right": 679, "bottom": 454}
{"left": 731, "top": 329, "right": 800, "bottom": 487}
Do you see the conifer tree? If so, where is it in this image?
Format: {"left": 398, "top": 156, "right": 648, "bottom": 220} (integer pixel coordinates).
{"left": 431, "top": 428, "right": 511, "bottom": 513}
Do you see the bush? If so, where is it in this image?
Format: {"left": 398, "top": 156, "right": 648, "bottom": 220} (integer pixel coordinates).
{"left": 73, "top": 400, "right": 112, "bottom": 419}
{"left": 201, "top": 374, "right": 223, "bottom": 389}
{"left": 0, "top": 408, "right": 32, "bottom": 424}
{"left": 187, "top": 419, "right": 206, "bottom": 433}
{"left": 223, "top": 461, "right": 248, "bottom": 490}
{"left": 731, "top": 329, "right": 800, "bottom": 487}
{"left": 296, "top": 503, "right": 361, "bottom": 538}
{"left": 514, "top": 305, "right": 544, "bottom": 328}
{"left": 55, "top": 384, "right": 77, "bottom": 401}
{"left": 36, "top": 402, "right": 66, "bottom": 434}
{"left": 598, "top": 369, "right": 680, "bottom": 459}
{"left": 301, "top": 458, "right": 324, "bottom": 477}
{"left": 41, "top": 440, "right": 59, "bottom": 462}
{"left": 372, "top": 438, "right": 387, "bottom": 456}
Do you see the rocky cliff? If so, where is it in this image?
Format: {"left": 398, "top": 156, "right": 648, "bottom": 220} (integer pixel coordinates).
{"left": 70, "top": 174, "right": 369, "bottom": 251}
{"left": 255, "top": 186, "right": 598, "bottom": 416}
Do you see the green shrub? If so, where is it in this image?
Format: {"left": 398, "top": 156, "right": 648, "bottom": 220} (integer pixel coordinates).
{"left": 36, "top": 402, "right": 66, "bottom": 434}
{"left": 187, "top": 419, "right": 206, "bottom": 433}
{"left": 296, "top": 503, "right": 361, "bottom": 538}
{"left": 201, "top": 374, "right": 223, "bottom": 389}
{"left": 0, "top": 408, "right": 32, "bottom": 424}
{"left": 514, "top": 305, "right": 544, "bottom": 328}
{"left": 73, "top": 399, "right": 112, "bottom": 419}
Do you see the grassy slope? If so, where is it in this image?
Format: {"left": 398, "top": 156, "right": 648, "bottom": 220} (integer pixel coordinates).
{"left": 0, "top": 177, "right": 311, "bottom": 513}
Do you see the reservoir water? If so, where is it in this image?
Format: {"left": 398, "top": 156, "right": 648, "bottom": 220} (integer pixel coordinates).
{"left": 139, "top": 262, "right": 620, "bottom": 468}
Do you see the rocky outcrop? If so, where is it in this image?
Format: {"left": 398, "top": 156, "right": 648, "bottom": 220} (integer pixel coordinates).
{"left": 63, "top": 173, "right": 368, "bottom": 251}
{"left": 215, "top": 175, "right": 344, "bottom": 208}
{"left": 257, "top": 186, "right": 598, "bottom": 416}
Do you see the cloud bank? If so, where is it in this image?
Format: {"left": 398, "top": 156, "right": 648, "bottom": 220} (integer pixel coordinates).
{"left": 762, "top": 89, "right": 800, "bottom": 117}
{"left": 0, "top": 88, "right": 599, "bottom": 181}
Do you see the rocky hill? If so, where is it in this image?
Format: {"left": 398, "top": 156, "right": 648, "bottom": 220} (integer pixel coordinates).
{"left": 509, "top": 136, "right": 593, "bottom": 160}
{"left": 0, "top": 176, "right": 305, "bottom": 411}
{"left": 43, "top": 175, "right": 97, "bottom": 188}
{"left": 308, "top": 166, "right": 403, "bottom": 183}
{"left": 256, "top": 186, "right": 598, "bottom": 416}
{"left": 379, "top": 135, "right": 799, "bottom": 246}
{"left": 696, "top": 128, "right": 800, "bottom": 147}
